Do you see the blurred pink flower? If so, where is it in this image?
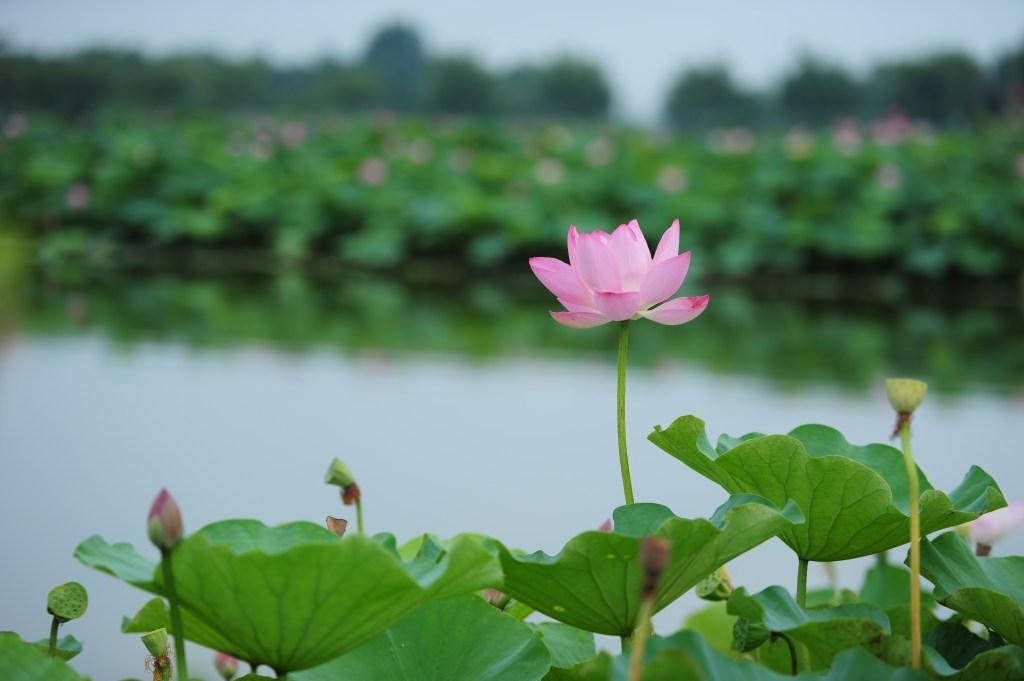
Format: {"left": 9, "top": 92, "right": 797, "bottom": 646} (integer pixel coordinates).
{"left": 4, "top": 113, "right": 27, "bottom": 138}
{"left": 784, "top": 128, "right": 815, "bottom": 159}
{"left": 280, "top": 121, "right": 308, "bottom": 149}
{"left": 529, "top": 220, "right": 709, "bottom": 328}
{"left": 598, "top": 519, "right": 613, "bottom": 532}
{"left": 65, "top": 183, "right": 91, "bottom": 211}
{"left": 872, "top": 111, "right": 913, "bottom": 146}
{"left": 448, "top": 148, "right": 473, "bottom": 173}
{"left": 657, "top": 165, "right": 688, "bottom": 194}
{"left": 534, "top": 158, "right": 565, "bottom": 186}
{"left": 709, "top": 127, "right": 755, "bottom": 155}
{"left": 832, "top": 118, "right": 862, "bottom": 155}
{"left": 358, "top": 157, "right": 389, "bottom": 186}
{"left": 584, "top": 138, "right": 614, "bottom": 167}
{"left": 875, "top": 162, "right": 902, "bottom": 190}
{"left": 1015, "top": 154, "right": 1024, "bottom": 179}
{"left": 971, "top": 501, "right": 1024, "bottom": 550}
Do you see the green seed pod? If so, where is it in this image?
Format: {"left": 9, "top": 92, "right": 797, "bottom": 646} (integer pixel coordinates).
{"left": 886, "top": 378, "right": 927, "bottom": 414}
{"left": 733, "top": 617, "right": 770, "bottom": 653}
{"left": 46, "top": 582, "right": 88, "bottom": 623}
{"left": 324, "top": 458, "right": 356, "bottom": 488}
{"left": 696, "top": 566, "right": 733, "bottom": 602}
{"left": 141, "top": 628, "right": 169, "bottom": 657}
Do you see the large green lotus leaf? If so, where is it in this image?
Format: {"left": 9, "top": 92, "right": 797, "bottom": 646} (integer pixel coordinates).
{"left": 120, "top": 597, "right": 237, "bottom": 653}
{"left": 497, "top": 496, "right": 802, "bottom": 636}
{"left": 0, "top": 632, "right": 87, "bottom": 681}
{"left": 924, "top": 619, "right": 1024, "bottom": 680}
{"left": 648, "top": 416, "right": 1005, "bottom": 561}
{"left": 918, "top": 532, "right": 1024, "bottom": 647}
{"left": 728, "top": 585, "right": 891, "bottom": 672}
{"left": 75, "top": 520, "right": 502, "bottom": 672}
{"left": 289, "top": 595, "right": 551, "bottom": 681}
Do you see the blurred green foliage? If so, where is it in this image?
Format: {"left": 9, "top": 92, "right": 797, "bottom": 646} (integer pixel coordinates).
{"left": 2, "top": 113, "right": 1023, "bottom": 278}
{"left": 10, "top": 267, "right": 1023, "bottom": 394}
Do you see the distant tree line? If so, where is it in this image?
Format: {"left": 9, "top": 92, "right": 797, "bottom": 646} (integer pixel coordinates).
{"left": 0, "top": 25, "right": 612, "bottom": 120}
{"left": 1, "top": 23, "right": 1021, "bottom": 128}
{"left": 666, "top": 45, "right": 1024, "bottom": 130}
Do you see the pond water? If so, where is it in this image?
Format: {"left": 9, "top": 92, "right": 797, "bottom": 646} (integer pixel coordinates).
{"left": 1, "top": 270, "right": 1022, "bottom": 678}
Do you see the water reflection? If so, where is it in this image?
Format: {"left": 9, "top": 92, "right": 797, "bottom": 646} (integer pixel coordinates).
{"left": 7, "top": 268, "right": 1024, "bottom": 394}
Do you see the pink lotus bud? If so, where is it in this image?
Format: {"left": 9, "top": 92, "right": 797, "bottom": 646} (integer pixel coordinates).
{"left": 598, "top": 519, "right": 613, "bottom": 532}
{"left": 215, "top": 652, "right": 239, "bottom": 680}
{"left": 970, "top": 501, "right": 1024, "bottom": 553}
{"left": 147, "top": 488, "right": 183, "bottom": 551}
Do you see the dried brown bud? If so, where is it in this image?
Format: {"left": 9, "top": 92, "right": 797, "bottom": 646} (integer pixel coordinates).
{"left": 341, "top": 482, "right": 361, "bottom": 506}
{"left": 639, "top": 537, "right": 672, "bottom": 598}
{"left": 326, "top": 516, "right": 349, "bottom": 538}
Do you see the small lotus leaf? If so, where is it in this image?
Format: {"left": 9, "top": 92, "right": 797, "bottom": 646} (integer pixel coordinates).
{"left": 46, "top": 582, "right": 88, "bottom": 622}
{"left": 727, "top": 585, "right": 891, "bottom": 672}
{"left": 497, "top": 496, "right": 802, "bottom": 636}
{"left": 918, "top": 531, "right": 1024, "bottom": 647}
{"left": 649, "top": 416, "right": 1005, "bottom": 561}
{"left": 76, "top": 519, "right": 502, "bottom": 672}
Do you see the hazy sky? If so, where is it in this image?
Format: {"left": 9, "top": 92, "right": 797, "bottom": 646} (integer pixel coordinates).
{"left": 3, "top": 0, "right": 1022, "bottom": 120}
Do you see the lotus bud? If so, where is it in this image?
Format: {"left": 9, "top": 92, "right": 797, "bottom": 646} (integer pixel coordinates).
{"left": 639, "top": 537, "right": 672, "bottom": 599}
{"left": 141, "top": 628, "right": 168, "bottom": 657}
{"left": 325, "top": 516, "right": 348, "bottom": 538}
{"left": 325, "top": 458, "right": 361, "bottom": 505}
{"left": 214, "top": 652, "right": 240, "bottom": 680}
{"left": 147, "top": 488, "right": 183, "bottom": 551}
{"left": 598, "top": 519, "right": 612, "bottom": 532}
{"left": 47, "top": 582, "right": 88, "bottom": 622}
{"left": 886, "top": 378, "right": 927, "bottom": 415}
{"left": 696, "top": 566, "right": 733, "bottom": 602}
{"left": 483, "top": 588, "right": 511, "bottom": 610}
{"left": 733, "top": 617, "right": 770, "bottom": 653}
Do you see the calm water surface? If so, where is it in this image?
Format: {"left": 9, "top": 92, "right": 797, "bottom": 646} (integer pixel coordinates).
{"left": 1, "top": 276, "right": 1023, "bottom": 678}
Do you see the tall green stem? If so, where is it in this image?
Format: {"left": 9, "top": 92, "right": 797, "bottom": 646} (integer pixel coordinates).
{"left": 900, "top": 420, "right": 922, "bottom": 669}
{"left": 796, "top": 558, "right": 808, "bottom": 609}
{"left": 627, "top": 598, "right": 654, "bottom": 681}
{"left": 47, "top": 616, "right": 59, "bottom": 657}
{"left": 356, "top": 499, "right": 365, "bottom": 534}
{"left": 160, "top": 550, "right": 189, "bottom": 681}
{"left": 616, "top": 321, "right": 635, "bottom": 505}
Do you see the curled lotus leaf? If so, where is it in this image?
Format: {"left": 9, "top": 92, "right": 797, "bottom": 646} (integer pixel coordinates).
{"left": 75, "top": 519, "right": 501, "bottom": 673}
{"left": 0, "top": 633, "right": 86, "bottom": 681}
{"left": 918, "top": 531, "right": 1024, "bottom": 647}
{"left": 497, "top": 495, "right": 803, "bottom": 636}
{"left": 649, "top": 416, "right": 1005, "bottom": 561}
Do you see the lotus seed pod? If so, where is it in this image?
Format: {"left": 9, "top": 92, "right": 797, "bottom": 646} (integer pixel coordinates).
{"left": 696, "top": 566, "right": 733, "bottom": 602}
{"left": 733, "top": 617, "right": 770, "bottom": 653}
{"left": 46, "top": 582, "right": 88, "bottom": 622}
{"left": 141, "top": 628, "right": 168, "bottom": 657}
{"left": 147, "top": 488, "right": 183, "bottom": 551}
{"left": 886, "top": 378, "right": 927, "bottom": 414}
{"left": 324, "top": 458, "right": 356, "bottom": 488}
{"left": 214, "top": 651, "right": 240, "bottom": 680}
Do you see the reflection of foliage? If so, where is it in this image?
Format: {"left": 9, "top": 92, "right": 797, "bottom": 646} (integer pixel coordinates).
{"left": 13, "top": 269, "right": 1024, "bottom": 394}
{"left": 2, "top": 116, "right": 1023, "bottom": 277}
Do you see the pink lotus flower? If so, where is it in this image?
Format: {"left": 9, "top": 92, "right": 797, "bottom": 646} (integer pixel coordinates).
{"left": 147, "top": 488, "right": 183, "bottom": 551}
{"left": 970, "top": 501, "right": 1024, "bottom": 549}
{"left": 529, "top": 220, "right": 709, "bottom": 328}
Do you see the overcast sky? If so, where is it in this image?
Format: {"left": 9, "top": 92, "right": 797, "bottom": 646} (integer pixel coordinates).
{"left": 3, "top": 0, "right": 1022, "bottom": 120}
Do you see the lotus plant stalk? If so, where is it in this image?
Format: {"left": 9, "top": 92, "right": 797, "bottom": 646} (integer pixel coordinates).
{"left": 628, "top": 538, "right": 671, "bottom": 681}
{"left": 796, "top": 557, "right": 809, "bottom": 609}
{"left": 529, "top": 220, "right": 709, "bottom": 505}
{"left": 887, "top": 378, "right": 928, "bottom": 670}
{"left": 47, "top": 617, "right": 59, "bottom": 657}
{"left": 148, "top": 489, "right": 188, "bottom": 681}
